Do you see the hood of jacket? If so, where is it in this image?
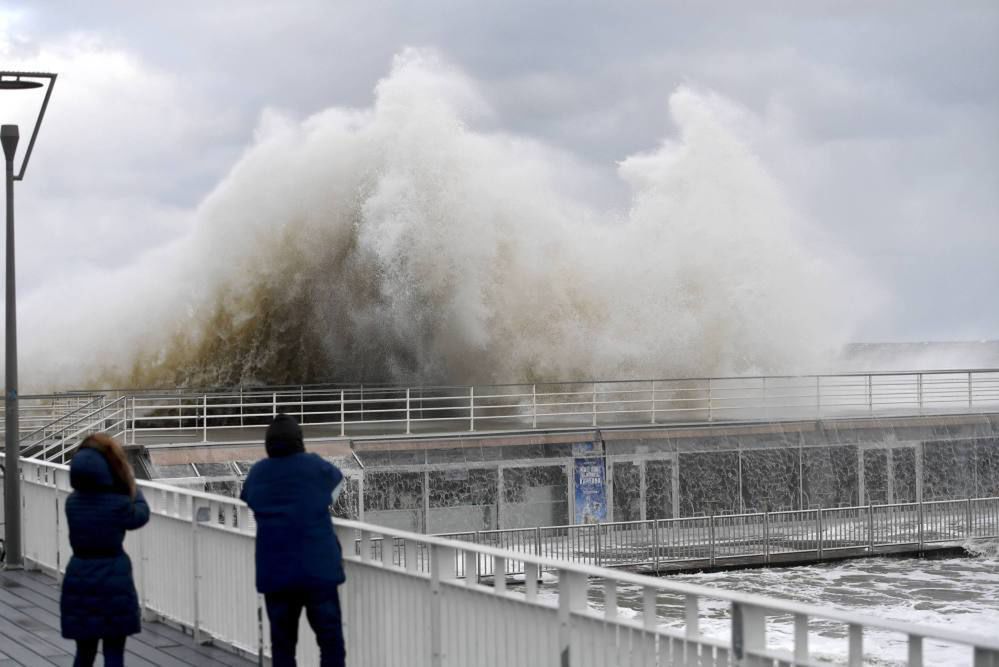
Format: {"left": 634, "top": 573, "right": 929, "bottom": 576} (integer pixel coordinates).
{"left": 265, "top": 413, "right": 305, "bottom": 457}
{"left": 69, "top": 447, "right": 116, "bottom": 492}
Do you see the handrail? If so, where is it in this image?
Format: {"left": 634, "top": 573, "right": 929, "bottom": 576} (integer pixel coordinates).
{"left": 110, "top": 368, "right": 999, "bottom": 442}
{"left": 11, "top": 366, "right": 999, "bottom": 395}
{"left": 3, "top": 453, "right": 997, "bottom": 666}
{"left": 20, "top": 396, "right": 128, "bottom": 463}
{"left": 18, "top": 394, "right": 106, "bottom": 443}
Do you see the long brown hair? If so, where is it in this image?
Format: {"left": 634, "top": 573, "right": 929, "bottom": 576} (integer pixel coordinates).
{"left": 78, "top": 433, "right": 137, "bottom": 499}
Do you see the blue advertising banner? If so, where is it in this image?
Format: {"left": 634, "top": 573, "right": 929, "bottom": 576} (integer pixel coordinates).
{"left": 573, "top": 455, "right": 607, "bottom": 524}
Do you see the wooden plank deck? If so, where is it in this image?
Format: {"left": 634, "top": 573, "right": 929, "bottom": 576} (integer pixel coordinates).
{"left": 0, "top": 570, "right": 255, "bottom": 666}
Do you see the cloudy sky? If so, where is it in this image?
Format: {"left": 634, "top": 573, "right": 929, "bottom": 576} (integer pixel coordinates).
{"left": 1, "top": 0, "right": 997, "bottom": 343}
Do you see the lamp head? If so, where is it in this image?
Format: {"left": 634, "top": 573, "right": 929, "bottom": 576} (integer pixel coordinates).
{"left": 0, "top": 78, "right": 43, "bottom": 90}
{"left": 1, "top": 125, "right": 18, "bottom": 163}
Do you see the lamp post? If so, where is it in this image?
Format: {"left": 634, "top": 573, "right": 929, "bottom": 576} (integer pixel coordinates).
{"left": 1, "top": 71, "right": 56, "bottom": 569}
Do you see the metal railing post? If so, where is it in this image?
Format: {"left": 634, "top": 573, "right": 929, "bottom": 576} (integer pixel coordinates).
{"left": 592, "top": 383, "right": 597, "bottom": 427}
{"left": 652, "top": 519, "right": 660, "bottom": 573}
{"left": 709, "top": 514, "right": 716, "bottom": 566}
{"left": 868, "top": 374, "right": 873, "bottom": 416}
{"left": 595, "top": 524, "right": 602, "bottom": 568}
{"left": 918, "top": 498, "right": 924, "bottom": 552}
{"left": 917, "top": 373, "right": 924, "bottom": 414}
{"left": 868, "top": 502, "right": 874, "bottom": 552}
{"left": 271, "top": 392, "right": 276, "bottom": 417}
{"left": 966, "top": 498, "right": 973, "bottom": 537}
{"left": 469, "top": 386, "right": 475, "bottom": 432}
{"left": 650, "top": 380, "right": 656, "bottom": 424}
{"left": 816, "top": 375, "right": 821, "bottom": 419}
{"left": 817, "top": 508, "right": 823, "bottom": 559}
{"left": 968, "top": 371, "right": 973, "bottom": 410}
{"left": 406, "top": 388, "right": 411, "bottom": 435}
{"left": 763, "top": 512, "right": 770, "bottom": 565}
{"left": 531, "top": 384, "right": 537, "bottom": 428}
{"left": 202, "top": 394, "right": 207, "bottom": 443}
{"left": 707, "top": 378, "right": 713, "bottom": 422}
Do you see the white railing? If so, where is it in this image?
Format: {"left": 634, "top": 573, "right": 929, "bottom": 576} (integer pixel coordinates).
{"left": 95, "top": 368, "right": 999, "bottom": 443}
{"left": 2, "top": 455, "right": 997, "bottom": 666}
{"left": 17, "top": 395, "right": 128, "bottom": 463}
{"left": 0, "top": 392, "right": 104, "bottom": 439}
{"left": 437, "top": 497, "right": 999, "bottom": 574}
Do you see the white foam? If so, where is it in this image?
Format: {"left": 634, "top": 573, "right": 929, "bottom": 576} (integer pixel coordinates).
{"left": 17, "top": 49, "right": 874, "bottom": 389}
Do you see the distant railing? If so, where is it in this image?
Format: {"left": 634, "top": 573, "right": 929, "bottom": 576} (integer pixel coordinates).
{"left": 0, "top": 392, "right": 104, "bottom": 439}
{"left": 434, "top": 497, "right": 999, "bottom": 575}
{"left": 97, "top": 368, "right": 999, "bottom": 443}
{"left": 17, "top": 396, "right": 128, "bottom": 463}
{"left": 3, "top": 454, "right": 998, "bottom": 666}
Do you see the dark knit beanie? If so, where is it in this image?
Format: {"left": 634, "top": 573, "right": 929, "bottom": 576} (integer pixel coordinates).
{"left": 265, "top": 413, "right": 305, "bottom": 457}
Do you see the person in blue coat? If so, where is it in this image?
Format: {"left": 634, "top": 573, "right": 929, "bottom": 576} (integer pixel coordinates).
{"left": 241, "top": 413, "right": 346, "bottom": 667}
{"left": 61, "top": 433, "right": 150, "bottom": 667}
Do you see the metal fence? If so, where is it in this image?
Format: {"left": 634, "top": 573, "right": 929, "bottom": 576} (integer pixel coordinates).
{"left": 429, "top": 497, "right": 999, "bottom": 576}
{"left": 4, "top": 370, "right": 998, "bottom": 449}
{"left": 63, "top": 368, "right": 999, "bottom": 443}
{"left": 4, "top": 454, "right": 998, "bottom": 665}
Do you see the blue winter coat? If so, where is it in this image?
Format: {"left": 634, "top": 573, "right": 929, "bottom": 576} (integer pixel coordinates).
{"left": 60, "top": 448, "right": 150, "bottom": 640}
{"left": 240, "top": 449, "right": 345, "bottom": 594}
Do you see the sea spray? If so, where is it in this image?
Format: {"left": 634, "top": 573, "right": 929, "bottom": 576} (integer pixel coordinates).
{"left": 18, "top": 49, "right": 872, "bottom": 390}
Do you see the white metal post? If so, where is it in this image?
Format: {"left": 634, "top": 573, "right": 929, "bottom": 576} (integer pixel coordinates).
{"left": 340, "top": 389, "right": 345, "bottom": 437}
{"left": 531, "top": 384, "right": 537, "bottom": 429}
{"left": 707, "top": 378, "right": 713, "bottom": 422}
{"left": 969, "top": 371, "right": 974, "bottom": 410}
{"left": 558, "top": 570, "right": 585, "bottom": 666}
{"left": 406, "top": 388, "right": 411, "bottom": 435}
{"left": 591, "top": 383, "right": 597, "bottom": 427}
{"left": 817, "top": 508, "right": 823, "bottom": 559}
{"left": 816, "top": 375, "right": 821, "bottom": 419}
{"left": 650, "top": 380, "right": 656, "bottom": 424}
{"left": 202, "top": 394, "right": 207, "bottom": 443}
{"left": 469, "top": 386, "right": 475, "bottom": 432}
{"left": 271, "top": 392, "right": 276, "bottom": 417}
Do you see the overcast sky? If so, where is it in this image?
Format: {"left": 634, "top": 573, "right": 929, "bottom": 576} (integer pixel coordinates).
{"left": 1, "top": 1, "right": 997, "bottom": 343}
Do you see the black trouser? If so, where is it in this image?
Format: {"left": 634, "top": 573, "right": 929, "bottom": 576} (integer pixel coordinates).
{"left": 265, "top": 588, "right": 345, "bottom": 667}
{"left": 74, "top": 636, "right": 126, "bottom": 667}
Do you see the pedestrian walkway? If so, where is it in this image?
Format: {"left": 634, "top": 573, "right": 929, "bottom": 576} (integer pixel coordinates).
{"left": 0, "top": 570, "right": 253, "bottom": 667}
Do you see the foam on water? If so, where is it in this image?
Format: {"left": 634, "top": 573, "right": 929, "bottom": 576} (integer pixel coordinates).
{"left": 17, "top": 49, "right": 873, "bottom": 390}
{"left": 601, "top": 550, "right": 999, "bottom": 666}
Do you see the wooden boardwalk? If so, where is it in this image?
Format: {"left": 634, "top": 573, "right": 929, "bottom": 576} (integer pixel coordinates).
{"left": 0, "top": 569, "right": 255, "bottom": 666}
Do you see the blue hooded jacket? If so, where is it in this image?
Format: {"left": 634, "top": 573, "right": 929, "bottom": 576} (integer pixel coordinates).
{"left": 240, "top": 432, "right": 345, "bottom": 595}
{"left": 60, "top": 447, "right": 150, "bottom": 639}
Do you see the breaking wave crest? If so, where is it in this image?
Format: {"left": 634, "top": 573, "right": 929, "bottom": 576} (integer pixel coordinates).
{"left": 21, "top": 49, "right": 870, "bottom": 390}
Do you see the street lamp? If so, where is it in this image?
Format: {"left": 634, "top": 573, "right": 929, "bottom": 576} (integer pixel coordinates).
{"left": 1, "top": 71, "right": 56, "bottom": 570}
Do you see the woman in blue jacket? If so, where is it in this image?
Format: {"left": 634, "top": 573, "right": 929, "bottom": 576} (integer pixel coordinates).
{"left": 60, "top": 433, "right": 150, "bottom": 667}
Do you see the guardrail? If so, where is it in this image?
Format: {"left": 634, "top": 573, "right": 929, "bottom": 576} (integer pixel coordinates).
{"left": 96, "top": 368, "right": 999, "bottom": 443}
{"left": 16, "top": 396, "right": 128, "bottom": 463}
{"left": 3, "top": 454, "right": 997, "bottom": 665}
{"left": 0, "top": 393, "right": 104, "bottom": 439}
{"left": 435, "top": 497, "right": 999, "bottom": 575}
